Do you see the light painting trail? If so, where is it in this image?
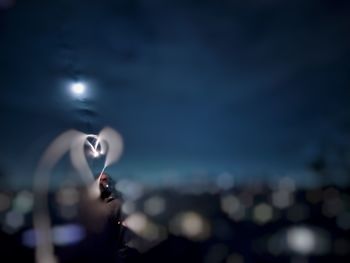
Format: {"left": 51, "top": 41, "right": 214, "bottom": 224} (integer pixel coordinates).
{"left": 33, "top": 127, "right": 123, "bottom": 263}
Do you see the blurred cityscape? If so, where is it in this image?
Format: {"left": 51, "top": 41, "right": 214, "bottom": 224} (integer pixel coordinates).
{"left": 0, "top": 175, "right": 349, "bottom": 262}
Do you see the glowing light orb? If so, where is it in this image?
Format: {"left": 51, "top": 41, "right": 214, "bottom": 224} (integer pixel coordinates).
{"left": 70, "top": 82, "right": 86, "bottom": 95}
{"left": 287, "top": 226, "right": 316, "bottom": 255}
{"left": 253, "top": 203, "right": 273, "bottom": 224}
{"left": 169, "top": 211, "right": 210, "bottom": 240}
{"left": 143, "top": 196, "right": 166, "bottom": 216}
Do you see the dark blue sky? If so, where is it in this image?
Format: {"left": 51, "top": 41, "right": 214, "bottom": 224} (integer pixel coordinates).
{"left": 1, "top": 0, "right": 350, "bottom": 187}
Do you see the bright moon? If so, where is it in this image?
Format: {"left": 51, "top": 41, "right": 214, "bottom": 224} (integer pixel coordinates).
{"left": 71, "top": 82, "right": 86, "bottom": 95}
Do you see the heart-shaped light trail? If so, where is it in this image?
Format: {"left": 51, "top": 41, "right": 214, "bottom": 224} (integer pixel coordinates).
{"left": 33, "top": 127, "right": 123, "bottom": 263}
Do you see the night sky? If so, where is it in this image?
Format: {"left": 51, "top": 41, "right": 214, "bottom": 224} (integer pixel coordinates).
{"left": 1, "top": 0, "right": 350, "bottom": 188}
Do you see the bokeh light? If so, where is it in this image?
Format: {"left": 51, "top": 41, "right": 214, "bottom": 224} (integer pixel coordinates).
{"left": 121, "top": 200, "right": 136, "bottom": 215}
{"left": 287, "top": 226, "right": 316, "bottom": 255}
{"left": 52, "top": 224, "right": 85, "bottom": 246}
{"left": 169, "top": 211, "right": 210, "bottom": 241}
{"left": 253, "top": 203, "right": 273, "bottom": 225}
{"left": 272, "top": 190, "right": 294, "bottom": 209}
{"left": 4, "top": 210, "right": 24, "bottom": 232}
{"left": 286, "top": 226, "right": 330, "bottom": 255}
{"left": 143, "top": 196, "right": 166, "bottom": 216}
{"left": 221, "top": 194, "right": 246, "bottom": 221}
{"left": 13, "top": 190, "right": 33, "bottom": 214}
